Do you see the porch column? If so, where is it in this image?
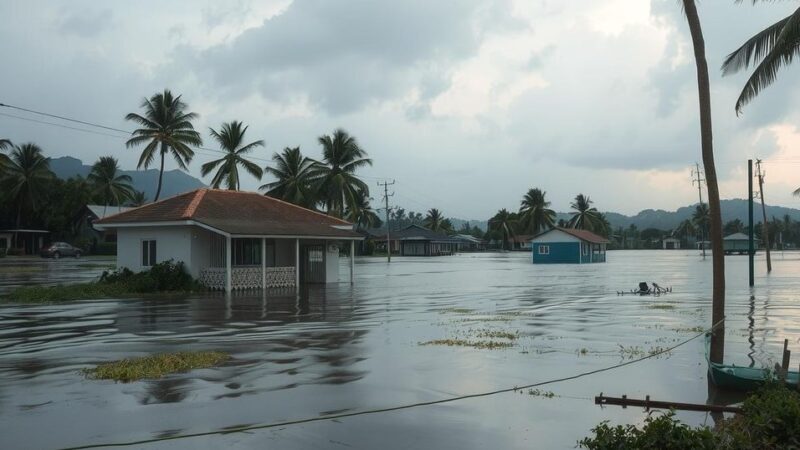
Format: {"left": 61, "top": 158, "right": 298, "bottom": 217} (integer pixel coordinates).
{"left": 295, "top": 238, "right": 300, "bottom": 287}
{"left": 350, "top": 240, "right": 355, "bottom": 284}
{"left": 225, "top": 236, "right": 232, "bottom": 293}
{"left": 261, "top": 237, "right": 266, "bottom": 291}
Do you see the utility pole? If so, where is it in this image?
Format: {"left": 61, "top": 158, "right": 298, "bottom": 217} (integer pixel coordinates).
{"left": 748, "top": 159, "right": 754, "bottom": 287}
{"left": 692, "top": 163, "right": 707, "bottom": 258}
{"left": 755, "top": 159, "right": 772, "bottom": 273}
{"left": 378, "top": 180, "right": 395, "bottom": 263}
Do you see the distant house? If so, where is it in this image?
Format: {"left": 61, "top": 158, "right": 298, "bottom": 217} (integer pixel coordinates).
{"left": 452, "top": 234, "right": 487, "bottom": 252}
{"left": 723, "top": 233, "right": 752, "bottom": 255}
{"left": 75, "top": 204, "right": 133, "bottom": 246}
{"left": 95, "top": 189, "right": 363, "bottom": 292}
{"left": 530, "top": 228, "right": 609, "bottom": 264}
{"left": 511, "top": 234, "right": 535, "bottom": 251}
{"left": 374, "top": 224, "right": 460, "bottom": 256}
{"left": 662, "top": 237, "right": 681, "bottom": 249}
{"left": 0, "top": 229, "right": 50, "bottom": 255}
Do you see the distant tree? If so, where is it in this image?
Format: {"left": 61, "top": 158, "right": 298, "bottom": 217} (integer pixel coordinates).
{"left": 261, "top": 146, "right": 320, "bottom": 209}
{"left": 568, "top": 194, "right": 603, "bottom": 231}
{"left": 489, "top": 209, "right": 517, "bottom": 250}
{"left": 315, "top": 129, "right": 372, "bottom": 218}
{"left": 128, "top": 190, "right": 148, "bottom": 207}
{"left": 424, "top": 208, "right": 446, "bottom": 232}
{"left": 346, "top": 191, "right": 382, "bottom": 230}
{"left": 723, "top": 219, "right": 744, "bottom": 235}
{"left": 201, "top": 121, "right": 264, "bottom": 190}
{"left": 519, "top": 188, "right": 555, "bottom": 234}
{"left": 1, "top": 143, "right": 54, "bottom": 228}
{"left": 692, "top": 204, "right": 710, "bottom": 234}
{"left": 441, "top": 218, "right": 454, "bottom": 234}
{"left": 0, "top": 138, "right": 10, "bottom": 165}
{"left": 675, "top": 219, "right": 696, "bottom": 240}
{"left": 125, "top": 89, "right": 203, "bottom": 201}
{"left": 88, "top": 156, "right": 135, "bottom": 215}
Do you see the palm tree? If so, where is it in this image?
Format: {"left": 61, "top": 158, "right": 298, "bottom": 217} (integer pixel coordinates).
{"left": 721, "top": 3, "right": 800, "bottom": 114}
{"left": 128, "top": 190, "right": 148, "bottom": 207}
{"left": 88, "top": 156, "right": 135, "bottom": 215}
{"left": 692, "top": 203, "right": 710, "bottom": 234}
{"left": 0, "top": 138, "right": 11, "bottom": 168}
{"left": 346, "top": 191, "right": 382, "bottom": 229}
{"left": 683, "top": 0, "right": 725, "bottom": 363}
{"left": 424, "top": 208, "right": 446, "bottom": 232}
{"left": 125, "top": 89, "right": 203, "bottom": 201}
{"left": 1, "top": 143, "right": 54, "bottom": 228}
{"left": 261, "top": 146, "right": 320, "bottom": 209}
{"left": 201, "top": 121, "right": 264, "bottom": 190}
{"left": 519, "top": 188, "right": 555, "bottom": 234}
{"left": 489, "top": 209, "right": 517, "bottom": 250}
{"left": 675, "top": 219, "right": 696, "bottom": 239}
{"left": 315, "top": 129, "right": 372, "bottom": 218}
{"left": 568, "top": 194, "right": 603, "bottom": 231}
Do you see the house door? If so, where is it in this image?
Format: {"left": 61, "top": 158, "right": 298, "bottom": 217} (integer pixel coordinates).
{"left": 302, "top": 245, "right": 325, "bottom": 283}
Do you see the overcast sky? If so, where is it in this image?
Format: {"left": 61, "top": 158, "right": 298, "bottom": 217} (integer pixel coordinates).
{"left": 2, "top": 0, "right": 800, "bottom": 219}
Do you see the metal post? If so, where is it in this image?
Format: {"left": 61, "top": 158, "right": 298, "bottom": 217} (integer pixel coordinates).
{"left": 225, "top": 235, "right": 232, "bottom": 293}
{"left": 748, "top": 159, "right": 754, "bottom": 287}
{"left": 261, "top": 237, "right": 266, "bottom": 291}
{"left": 350, "top": 240, "right": 355, "bottom": 284}
{"left": 295, "top": 238, "right": 300, "bottom": 288}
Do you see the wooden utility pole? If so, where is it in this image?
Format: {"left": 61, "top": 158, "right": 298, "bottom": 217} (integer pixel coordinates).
{"left": 755, "top": 159, "right": 772, "bottom": 273}
{"left": 378, "top": 180, "right": 395, "bottom": 263}
{"left": 692, "top": 162, "right": 706, "bottom": 258}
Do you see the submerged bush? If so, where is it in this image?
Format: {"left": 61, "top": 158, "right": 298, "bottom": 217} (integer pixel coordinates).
{"left": 580, "top": 384, "right": 800, "bottom": 450}
{"left": 85, "top": 351, "right": 230, "bottom": 382}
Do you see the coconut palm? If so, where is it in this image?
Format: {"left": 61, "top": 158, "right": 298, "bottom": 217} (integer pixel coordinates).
{"left": 675, "top": 219, "right": 697, "bottom": 239}
{"left": 683, "top": 0, "right": 725, "bottom": 363}
{"left": 346, "top": 191, "right": 382, "bottom": 229}
{"left": 722, "top": 3, "right": 800, "bottom": 114}
{"left": 519, "top": 188, "right": 555, "bottom": 234}
{"left": 489, "top": 208, "right": 517, "bottom": 250}
{"left": 201, "top": 121, "right": 264, "bottom": 190}
{"left": 568, "top": 194, "right": 603, "bottom": 231}
{"left": 125, "top": 89, "right": 203, "bottom": 201}
{"left": 1, "top": 143, "right": 54, "bottom": 228}
{"left": 424, "top": 208, "right": 446, "bottom": 232}
{"left": 692, "top": 203, "right": 710, "bottom": 232}
{"left": 128, "top": 190, "right": 148, "bottom": 207}
{"left": 88, "top": 156, "right": 135, "bottom": 214}
{"left": 261, "top": 146, "right": 320, "bottom": 209}
{"left": 0, "top": 138, "right": 11, "bottom": 168}
{"left": 315, "top": 129, "right": 372, "bottom": 218}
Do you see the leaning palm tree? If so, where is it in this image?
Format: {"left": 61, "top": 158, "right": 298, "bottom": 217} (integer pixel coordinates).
{"left": 201, "top": 121, "right": 264, "bottom": 190}
{"left": 519, "top": 188, "right": 556, "bottom": 234}
{"left": 88, "top": 156, "right": 135, "bottom": 215}
{"left": 489, "top": 209, "right": 517, "bottom": 250}
{"left": 684, "top": 0, "right": 725, "bottom": 363}
{"left": 346, "top": 191, "right": 382, "bottom": 229}
{"left": 568, "top": 194, "right": 603, "bottom": 231}
{"left": 261, "top": 146, "right": 320, "bottom": 209}
{"left": 1, "top": 143, "right": 54, "bottom": 228}
{"left": 125, "top": 89, "right": 203, "bottom": 201}
{"left": 128, "top": 190, "right": 148, "bottom": 207}
{"left": 424, "top": 208, "right": 446, "bottom": 232}
{"left": 721, "top": 2, "right": 800, "bottom": 115}
{"left": 315, "top": 129, "right": 373, "bottom": 218}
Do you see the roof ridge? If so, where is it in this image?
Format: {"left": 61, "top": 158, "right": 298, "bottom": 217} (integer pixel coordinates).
{"left": 96, "top": 189, "right": 201, "bottom": 223}
{"left": 182, "top": 189, "right": 207, "bottom": 219}
{"left": 249, "top": 190, "right": 353, "bottom": 226}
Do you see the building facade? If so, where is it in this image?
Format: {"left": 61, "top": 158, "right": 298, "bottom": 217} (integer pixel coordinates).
{"left": 530, "top": 228, "right": 608, "bottom": 264}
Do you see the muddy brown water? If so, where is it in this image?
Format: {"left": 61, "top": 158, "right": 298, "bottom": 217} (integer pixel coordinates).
{"left": 0, "top": 251, "right": 798, "bottom": 449}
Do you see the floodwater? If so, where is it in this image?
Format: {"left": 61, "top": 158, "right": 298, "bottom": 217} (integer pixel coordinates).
{"left": 0, "top": 251, "right": 798, "bottom": 449}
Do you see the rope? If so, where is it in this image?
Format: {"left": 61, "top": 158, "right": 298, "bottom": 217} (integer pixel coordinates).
{"left": 61, "top": 319, "right": 725, "bottom": 450}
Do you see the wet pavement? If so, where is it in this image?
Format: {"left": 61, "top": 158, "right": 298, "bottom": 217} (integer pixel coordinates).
{"left": 0, "top": 251, "right": 799, "bottom": 449}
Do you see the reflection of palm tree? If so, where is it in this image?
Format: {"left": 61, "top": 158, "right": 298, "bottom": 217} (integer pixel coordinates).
{"left": 489, "top": 209, "right": 517, "bottom": 250}
{"left": 2, "top": 143, "right": 54, "bottom": 228}
{"left": 125, "top": 90, "right": 203, "bottom": 201}
{"left": 424, "top": 208, "right": 446, "bottom": 232}
{"left": 201, "top": 121, "right": 264, "bottom": 190}
{"left": 315, "top": 129, "right": 372, "bottom": 218}
{"left": 261, "top": 146, "right": 320, "bottom": 209}
{"left": 519, "top": 188, "right": 555, "bottom": 234}
{"left": 568, "top": 194, "right": 602, "bottom": 231}
{"left": 88, "top": 156, "right": 135, "bottom": 215}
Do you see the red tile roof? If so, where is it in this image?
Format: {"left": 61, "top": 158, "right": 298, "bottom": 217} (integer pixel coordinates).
{"left": 554, "top": 227, "right": 609, "bottom": 244}
{"left": 96, "top": 189, "right": 362, "bottom": 239}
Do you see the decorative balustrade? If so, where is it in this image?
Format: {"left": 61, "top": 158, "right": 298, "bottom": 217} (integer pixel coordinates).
{"left": 199, "top": 266, "right": 296, "bottom": 290}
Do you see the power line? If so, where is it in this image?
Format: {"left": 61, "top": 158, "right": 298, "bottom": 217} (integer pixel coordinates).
{"left": 0, "top": 112, "right": 130, "bottom": 139}
{"left": 0, "top": 102, "right": 132, "bottom": 134}
{"left": 60, "top": 320, "right": 724, "bottom": 450}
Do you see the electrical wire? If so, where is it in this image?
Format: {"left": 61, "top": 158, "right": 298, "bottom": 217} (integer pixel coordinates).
{"left": 60, "top": 319, "right": 725, "bottom": 450}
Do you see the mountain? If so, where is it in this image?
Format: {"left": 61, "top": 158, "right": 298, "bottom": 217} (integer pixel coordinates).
{"left": 50, "top": 156, "right": 206, "bottom": 201}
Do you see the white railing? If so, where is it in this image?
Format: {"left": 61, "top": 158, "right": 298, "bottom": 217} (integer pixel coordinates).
{"left": 199, "top": 266, "right": 296, "bottom": 290}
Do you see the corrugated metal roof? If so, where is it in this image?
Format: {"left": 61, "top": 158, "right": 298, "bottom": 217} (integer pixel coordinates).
{"left": 86, "top": 205, "right": 133, "bottom": 219}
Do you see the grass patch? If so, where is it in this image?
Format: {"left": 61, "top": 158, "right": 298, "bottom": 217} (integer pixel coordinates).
{"left": 84, "top": 351, "right": 230, "bottom": 382}
{"left": 419, "top": 339, "right": 513, "bottom": 350}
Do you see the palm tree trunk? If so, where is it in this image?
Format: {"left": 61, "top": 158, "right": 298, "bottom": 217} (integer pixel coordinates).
{"left": 683, "top": 0, "right": 725, "bottom": 363}
{"left": 154, "top": 146, "right": 166, "bottom": 202}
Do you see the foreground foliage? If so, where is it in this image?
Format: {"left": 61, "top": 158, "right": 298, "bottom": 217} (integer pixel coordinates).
{"left": 579, "top": 384, "right": 800, "bottom": 449}
{"left": 85, "top": 351, "right": 230, "bottom": 382}
{"left": 5, "top": 260, "right": 201, "bottom": 302}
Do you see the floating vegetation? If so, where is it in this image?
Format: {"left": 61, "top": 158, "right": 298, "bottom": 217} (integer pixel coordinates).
{"left": 438, "top": 308, "right": 474, "bottom": 314}
{"left": 672, "top": 326, "right": 704, "bottom": 333}
{"left": 475, "top": 330, "right": 518, "bottom": 340}
{"left": 84, "top": 351, "right": 230, "bottom": 382}
{"left": 419, "top": 339, "right": 513, "bottom": 350}
{"left": 526, "top": 389, "right": 555, "bottom": 398}
{"left": 578, "top": 348, "right": 589, "bottom": 356}
{"left": 618, "top": 345, "right": 672, "bottom": 360}
{"left": 647, "top": 304, "right": 676, "bottom": 310}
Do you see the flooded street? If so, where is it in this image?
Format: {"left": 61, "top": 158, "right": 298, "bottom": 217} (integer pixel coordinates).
{"left": 1, "top": 250, "right": 799, "bottom": 449}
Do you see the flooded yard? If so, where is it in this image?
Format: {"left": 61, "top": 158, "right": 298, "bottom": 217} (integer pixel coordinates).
{"left": 1, "top": 250, "right": 799, "bottom": 449}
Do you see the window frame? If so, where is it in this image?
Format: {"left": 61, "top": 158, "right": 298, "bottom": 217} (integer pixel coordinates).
{"left": 141, "top": 239, "right": 157, "bottom": 267}
{"left": 538, "top": 245, "right": 550, "bottom": 255}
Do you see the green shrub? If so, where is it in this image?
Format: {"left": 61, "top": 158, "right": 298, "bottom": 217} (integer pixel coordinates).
{"left": 579, "top": 413, "right": 718, "bottom": 449}
{"left": 84, "top": 351, "right": 230, "bottom": 382}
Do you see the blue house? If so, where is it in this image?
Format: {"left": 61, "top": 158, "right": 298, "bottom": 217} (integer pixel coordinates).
{"left": 530, "top": 227, "right": 609, "bottom": 264}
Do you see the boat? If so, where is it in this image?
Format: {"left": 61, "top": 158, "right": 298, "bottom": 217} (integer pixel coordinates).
{"left": 706, "top": 334, "right": 800, "bottom": 391}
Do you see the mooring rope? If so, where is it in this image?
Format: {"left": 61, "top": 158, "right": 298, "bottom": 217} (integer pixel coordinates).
{"left": 61, "top": 319, "right": 725, "bottom": 450}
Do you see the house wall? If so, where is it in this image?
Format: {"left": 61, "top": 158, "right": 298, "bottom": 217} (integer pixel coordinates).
{"left": 532, "top": 242, "right": 580, "bottom": 264}
{"left": 117, "top": 226, "right": 196, "bottom": 275}
{"left": 190, "top": 228, "right": 213, "bottom": 276}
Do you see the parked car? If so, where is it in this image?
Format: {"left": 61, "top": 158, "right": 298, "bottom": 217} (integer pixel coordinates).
{"left": 40, "top": 242, "right": 82, "bottom": 259}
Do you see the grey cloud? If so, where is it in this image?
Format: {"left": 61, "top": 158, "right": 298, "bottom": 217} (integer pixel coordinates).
{"left": 56, "top": 8, "right": 113, "bottom": 38}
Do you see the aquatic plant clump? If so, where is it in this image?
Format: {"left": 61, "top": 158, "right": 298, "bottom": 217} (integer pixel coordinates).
{"left": 419, "top": 339, "right": 513, "bottom": 350}
{"left": 85, "top": 351, "right": 230, "bottom": 382}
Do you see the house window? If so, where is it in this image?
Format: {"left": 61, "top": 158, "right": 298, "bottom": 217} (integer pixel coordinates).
{"left": 233, "top": 238, "right": 261, "bottom": 266}
{"left": 538, "top": 245, "right": 550, "bottom": 255}
{"left": 141, "top": 240, "right": 156, "bottom": 267}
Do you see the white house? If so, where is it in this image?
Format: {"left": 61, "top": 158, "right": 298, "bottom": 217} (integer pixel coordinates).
{"left": 95, "top": 189, "right": 363, "bottom": 292}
